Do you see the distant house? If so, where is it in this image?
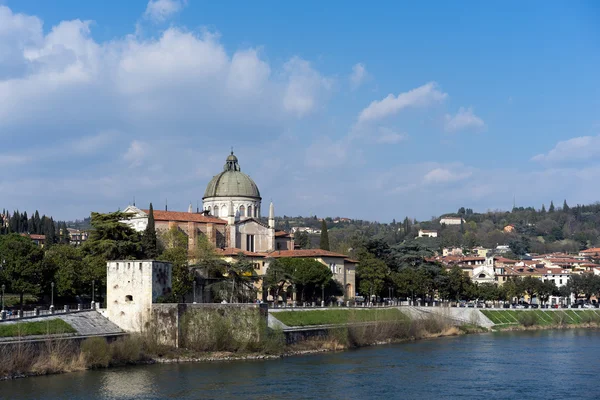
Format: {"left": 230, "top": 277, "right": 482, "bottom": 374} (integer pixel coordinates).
{"left": 579, "top": 248, "right": 600, "bottom": 258}
{"left": 66, "top": 228, "right": 88, "bottom": 245}
{"left": 20, "top": 233, "right": 45, "bottom": 248}
{"left": 418, "top": 229, "right": 438, "bottom": 238}
{"left": 440, "top": 217, "right": 464, "bottom": 225}
{"left": 442, "top": 247, "right": 463, "bottom": 256}
{"left": 472, "top": 247, "right": 491, "bottom": 257}
{"left": 496, "top": 245, "right": 510, "bottom": 254}
{"left": 503, "top": 225, "right": 515, "bottom": 233}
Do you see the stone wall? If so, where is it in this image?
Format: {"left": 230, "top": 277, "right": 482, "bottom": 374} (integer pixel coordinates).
{"left": 150, "top": 303, "right": 268, "bottom": 348}
{"left": 106, "top": 260, "right": 172, "bottom": 332}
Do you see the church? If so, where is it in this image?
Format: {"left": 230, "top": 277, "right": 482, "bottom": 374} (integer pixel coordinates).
{"left": 122, "top": 151, "right": 356, "bottom": 300}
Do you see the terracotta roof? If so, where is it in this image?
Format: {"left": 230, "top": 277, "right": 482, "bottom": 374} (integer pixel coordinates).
{"left": 494, "top": 256, "right": 517, "bottom": 263}
{"left": 580, "top": 248, "right": 600, "bottom": 253}
{"left": 143, "top": 209, "right": 226, "bottom": 224}
{"left": 344, "top": 258, "right": 359, "bottom": 264}
{"left": 21, "top": 233, "right": 45, "bottom": 240}
{"left": 268, "top": 249, "right": 353, "bottom": 259}
{"left": 216, "top": 248, "right": 265, "bottom": 257}
{"left": 275, "top": 230, "right": 291, "bottom": 237}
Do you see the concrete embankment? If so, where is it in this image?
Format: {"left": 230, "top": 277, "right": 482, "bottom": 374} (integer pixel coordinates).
{"left": 0, "top": 310, "right": 124, "bottom": 345}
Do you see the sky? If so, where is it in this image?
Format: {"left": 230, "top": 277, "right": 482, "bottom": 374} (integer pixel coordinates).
{"left": 0, "top": 0, "right": 599, "bottom": 223}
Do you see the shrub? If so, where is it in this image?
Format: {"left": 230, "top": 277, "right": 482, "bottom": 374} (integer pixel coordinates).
{"left": 110, "top": 335, "right": 144, "bottom": 365}
{"left": 81, "top": 337, "right": 110, "bottom": 368}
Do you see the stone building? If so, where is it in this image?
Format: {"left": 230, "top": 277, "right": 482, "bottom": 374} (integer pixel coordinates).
{"left": 121, "top": 151, "right": 357, "bottom": 301}
{"left": 105, "top": 260, "right": 172, "bottom": 332}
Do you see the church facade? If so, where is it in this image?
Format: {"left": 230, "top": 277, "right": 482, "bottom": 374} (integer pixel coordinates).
{"left": 122, "top": 151, "right": 355, "bottom": 300}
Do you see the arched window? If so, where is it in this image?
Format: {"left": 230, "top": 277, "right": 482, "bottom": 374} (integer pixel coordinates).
{"left": 247, "top": 205, "right": 253, "bottom": 218}
{"left": 239, "top": 205, "right": 245, "bottom": 217}
{"left": 212, "top": 206, "right": 218, "bottom": 217}
{"left": 255, "top": 206, "right": 258, "bottom": 217}
{"left": 478, "top": 273, "right": 486, "bottom": 278}
{"left": 125, "top": 295, "right": 133, "bottom": 302}
{"left": 221, "top": 205, "right": 227, "bottom": 217}
{"left": 207, "top": 206, "right": 212, "bottom": 215}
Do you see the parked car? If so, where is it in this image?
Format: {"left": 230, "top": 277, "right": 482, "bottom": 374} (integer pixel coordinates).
{"left": 583, "top": 303, "right": 594, "bottom": 309}
{"left": 459, "top": 301, "right": 466, "bottom": 308}
{"left": 467, "top": 302, "right": 475, "bottom": 308}
{"left": 513, "top": 304, "right": 525, "bottom": 309}
{"left": 530, "top": 304, "right": 539, "bottom": 309}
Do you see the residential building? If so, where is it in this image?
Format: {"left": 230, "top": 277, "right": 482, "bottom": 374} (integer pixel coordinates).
{"left": 417, "top": 229, "right": 438, "bottom": 238}
{"left": 20, "top": 233, "right": 45, "bottom": 247}
{"left": 439, "top": 217, "right": 464, "bottom": 225}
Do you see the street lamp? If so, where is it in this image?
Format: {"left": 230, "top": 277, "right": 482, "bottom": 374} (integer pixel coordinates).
{"left": 1, "top": 284, "right": 5, "bottom": 311}
{"left": 91, "top": 280, "right": 95, "bottom": 308}
{"left": 321, "top": 284, "right": 325, "bottom": 307}
{"left": 50, "top": 282, "right": 55, "bottom": 313}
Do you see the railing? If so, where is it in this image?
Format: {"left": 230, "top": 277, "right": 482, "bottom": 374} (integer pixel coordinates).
{"left": 0, "top": 303, "right": 97, "bottom": 322}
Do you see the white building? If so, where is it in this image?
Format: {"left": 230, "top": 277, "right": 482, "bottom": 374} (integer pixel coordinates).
{"left": 440, "top": 217, "right": 465, "bottom": 225}
{"left": 418, "top": 229, "right": 438, "bottom": 238}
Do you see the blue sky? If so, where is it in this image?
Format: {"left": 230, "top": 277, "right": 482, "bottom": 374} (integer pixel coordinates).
{"left": 0, "top": 0, "right": 599, "bottom": 222}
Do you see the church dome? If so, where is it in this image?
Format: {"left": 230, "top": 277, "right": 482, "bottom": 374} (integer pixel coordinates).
{"left": 203, "top": 152, "right": 261, "bottom": 199}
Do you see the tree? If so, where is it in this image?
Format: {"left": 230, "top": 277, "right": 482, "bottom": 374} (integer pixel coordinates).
{"left": 357, "top": 253, "right": 389, "bottom": 300}
{"left": 263, "top": 258, "right": 294, "bottom": 305}
{"left": 319, "top": 220, "right": 330, "bottom": 250}
{"left": 0, "top": 234, "right": 45, "bottom": 310}
{"left": 44, "top": 244, "right": 85, "bottom": 299}
{"left": 295, "top": 230, "right": 310, "bottom": 249}
{"left": 440, "top": 266, "right": 473, "bottom": 302}
{"left": 213, "top": 255, "right": 259, "bottom": 303}
{"left": 520, "top": 276, "right": 541, "bottom": 303}
{"left": 142, "top": 203, "right": 159, "bottom": 259}
{"left": 158, "top": 226, "right": 192, "bottom": 302}
{"left": 80, "top": 212, "right": 143, "bottom": 297}
{"left": 537, "top": 280, "right": 558, "bottom": 305}
{"left": 549, "top": 201, "right": 555, "bottom": 213}
{"left": 563, "top": 199, "right": 570, "bottom": 212}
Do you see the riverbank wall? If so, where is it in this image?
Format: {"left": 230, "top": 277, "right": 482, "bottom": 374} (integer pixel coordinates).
{"left": 149, "top": 303, "right": 268, "bottom": 348}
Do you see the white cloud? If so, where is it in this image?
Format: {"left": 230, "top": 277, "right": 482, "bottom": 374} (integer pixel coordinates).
{"left": 358, "top": 82, "right": 447, "bottom": 123}
{"left": 144, "top": 0, "right": 186, "bottom": 22}
{"left": 444, "top": 107, "right": 485, "bottom": 132}
{"left": 0, "top": 154, "right": 31, "bottom": 166}
{"left": 124, "top": 140, "right": 150, "bottom": 167}
{"left": 350, "top": 63, "right": 367, "bottom": 89}
{"left": 282, "top": 57, "right": 332, "bottom": 117}
{"left": 424, "top": 167, "right": 472, "bottom": 184}
{"left": 71, "top": 131, "right": 118, "bottom": 154}
{"left": 376, "top": 127, "right": 407, "bottom": 144}
{"left": 532, "top": 135, "right": 600, "bottom": 164}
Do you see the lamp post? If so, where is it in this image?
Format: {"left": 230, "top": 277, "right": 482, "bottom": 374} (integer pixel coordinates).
{"left": 321, "top": 284, "right": 325, "bottom": 307}
{"left": 193, "top": 280, "right": 197, "bottom": 304}
{"left": 1, "top": 284, "right": 5, "bottom": 311}
{"left": 50, "top": 282, "right": 55, "bottom": 313}
{"left": 292, "top": 284, "right": 297, "bottom": 307}
{"left": 91, "top": 280, "right": 95, "bottom": 308}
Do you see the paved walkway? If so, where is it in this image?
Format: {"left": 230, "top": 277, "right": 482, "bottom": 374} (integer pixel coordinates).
{"left": 0, "top": 310, "right": 123, "bottom": 343}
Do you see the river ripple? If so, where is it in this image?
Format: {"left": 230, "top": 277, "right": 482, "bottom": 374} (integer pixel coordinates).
{"left": 1, "top": 329, "right": 599, "bottom": 400}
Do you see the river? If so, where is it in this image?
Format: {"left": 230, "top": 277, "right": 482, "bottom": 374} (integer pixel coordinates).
{"left": 2, "top": 329, "right": 599, "bottom": 399}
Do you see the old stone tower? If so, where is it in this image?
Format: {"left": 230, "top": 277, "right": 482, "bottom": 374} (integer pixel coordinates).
{"left": 105, "top": 260, "right": 172, "bottom": 332}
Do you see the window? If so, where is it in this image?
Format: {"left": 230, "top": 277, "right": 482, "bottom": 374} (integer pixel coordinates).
{"left": 221, "top": 205, "right": 227, "bottom": 217}
{"left": 246, "top": 234, "right": 255, "bottom": 252}
{"left": 212, "top": 206, "right": 218, "bottom": 217}
{"left": 248, "top": 205, "right": 253, "bottom": 218}
{"left": 560, "top": 279, "right": 563, "bottom": 285}
{"left": 125, "top": 295, "right": 133, "bottom": 302}
{"left": 139, "top": 263, "right": 143, "bottom": 269}
{"left": 239, "top": 205, "right": 245, "bottom": 217}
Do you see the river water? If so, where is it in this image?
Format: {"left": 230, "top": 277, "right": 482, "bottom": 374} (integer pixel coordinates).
{"left": 2, "top": 329, "right": 599, "bottom": 400}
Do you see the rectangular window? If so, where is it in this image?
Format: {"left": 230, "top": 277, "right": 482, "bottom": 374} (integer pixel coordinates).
{"left": 560, "top": 279, "right": 563, "bottom": 285}
{"left": 246, "top": 235, "right": 255, "bottom": 252}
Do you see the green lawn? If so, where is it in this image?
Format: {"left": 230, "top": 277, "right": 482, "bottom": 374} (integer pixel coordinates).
{"left": 0, "top": 319, "right": 76, "bottom": 337}
{"left": 273, "top": 308, "right": 409, "bottom": 327}
{"left": 481, "top": 309, "right": 600, "bottom": 327}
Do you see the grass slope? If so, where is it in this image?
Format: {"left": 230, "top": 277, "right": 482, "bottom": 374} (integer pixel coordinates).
{"left": 273, "top": 308, "right": 409, "bottom": 327}
{"left": 481, "top": 309, "right": 600, "bottom": 328}
{"left": 0, "top": 319, "right": 76, "bottom": 337}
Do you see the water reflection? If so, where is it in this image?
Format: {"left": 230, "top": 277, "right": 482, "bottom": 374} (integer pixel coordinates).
{"left": 99, "top": 368, "right": 156, "bottom": 399}
{"left": 2, "top": 329, "right": 600, "bottom": 400}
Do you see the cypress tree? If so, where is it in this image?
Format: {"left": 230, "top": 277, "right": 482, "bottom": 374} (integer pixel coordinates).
{"left": 563, "top": 199, "right": 569, "bottom": 212}
{"left": 33, "top": 211, "right": 41, "bottom": 234}
{"left": 142, "top": 203, "right": 158, "bottom": 258}
{"left": 549, "top": 201, "right": 555, "bottom": 213}
{"left": 319, "top": 219, "right": 330, "bottom": 251}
